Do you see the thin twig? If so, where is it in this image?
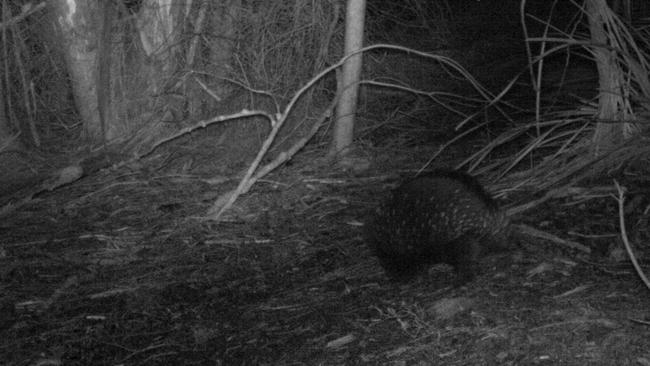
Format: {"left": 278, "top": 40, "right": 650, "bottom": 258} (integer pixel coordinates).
{"left": 614, "top": 180, "right": 650, "bottom": 291}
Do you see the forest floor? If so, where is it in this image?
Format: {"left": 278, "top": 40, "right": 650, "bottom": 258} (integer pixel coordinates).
{"left": 2, "top": 138, "right": 650, "bottom": 365}
{"left": 3, "top": 5, "right": 650, "bottom": 363}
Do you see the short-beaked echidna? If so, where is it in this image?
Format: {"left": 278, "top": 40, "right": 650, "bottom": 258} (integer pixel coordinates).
{"left": 365, "top": 169, "right": 510, "bottom": 284}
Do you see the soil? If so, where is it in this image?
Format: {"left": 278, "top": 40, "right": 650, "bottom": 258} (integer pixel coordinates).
{"left": 1, "top": 148, "right": 650, "bottom": 365}
{"left": 3, "top": 2, "right": 650, "bottom": 365}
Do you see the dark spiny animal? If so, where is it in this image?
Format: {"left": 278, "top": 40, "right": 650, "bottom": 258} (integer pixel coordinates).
{"left": 365, "top": 169, "right": 510, "bottom": 284}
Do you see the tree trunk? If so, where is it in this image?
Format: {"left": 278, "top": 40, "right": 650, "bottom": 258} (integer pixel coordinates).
{"left": 51, "top": 0, "right": 103, "bottom": 142}
{"left": 0, "top": 3, "right": 15, "bottom": 151}
{"left": 51, "top": 0, "right": 189, "bottom": 145}
{"left": 586, "top": 0, "right": 626, "bottom": 155}
{"left": 186, "top": 0, "right": 238, "bottom": 118}
{"left": 0, "top": 73, "right": 16, "bottom": 151}
{"left": 330, "top": 0, "right": 366, "bottom": 157}
{"left": 206, "top": 0, "right": 238, "bottom": 104}
{"left": 128, "top": 0, "right": 185, "bottom": 137}
{"left": 136, "top": 0, "right": 185, "bottom": 88}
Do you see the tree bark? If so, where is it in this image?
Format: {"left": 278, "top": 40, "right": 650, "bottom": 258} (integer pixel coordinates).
{"left": 186, "top": 0, "right": 238, "bottom": 118}
{"left": 0, "top": 70, "right": 16, "bottom": 151}
{"left": 51, "top": 0, "right": 103, "bottom": 142}
{"left": 586, "top": 0, "right": 625, "bottom": 155}
{"left": 330, "top": 0, "right": 366, "bottom": 157}
{"left": 136, "top": 0, "right": 184, "bottom": 79}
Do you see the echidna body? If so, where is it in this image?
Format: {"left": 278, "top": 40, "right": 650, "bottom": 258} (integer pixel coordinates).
{"left": 366, "top": 170, "right": 509, "bottom": 284}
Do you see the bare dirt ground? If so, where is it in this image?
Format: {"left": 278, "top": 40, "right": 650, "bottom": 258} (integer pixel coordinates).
{"left": 2, "top": 141, "right": 650, "bottom": 365}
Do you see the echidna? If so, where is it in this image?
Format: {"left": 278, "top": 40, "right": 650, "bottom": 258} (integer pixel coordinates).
{"left": 365, "top": 169, "right": 510, "bottom": 284}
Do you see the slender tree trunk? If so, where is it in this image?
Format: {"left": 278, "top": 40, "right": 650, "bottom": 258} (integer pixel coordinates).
{"left": 186, "top": 0, "right": 238, "bottom": 118}
{"left": 330, "top": 0, "right": 366, "bottom": 157}
{"left": 206, "top": 0, "right": 238, "bottom": 103}
{"left": 586, "top": 0, "right": 626, "bottom": 155}
{"left": 51, "top": 0, "right": 103, "bottom": 142}
{"left": 0, "top": 5, "right": 14, "bottom": 150}
{"left": 136, "top": 0, "right": 184, "bottom": 83}
{"left": 129, "top": 0, "right": 184, "bottom": 131}
{"left": 0, "top": 72, "right": 15, "bottom": 150}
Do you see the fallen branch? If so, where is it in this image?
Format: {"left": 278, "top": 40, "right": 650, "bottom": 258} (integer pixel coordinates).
{"left": 139, "top": 109, "right": 275, "bottom": 159}
{"left": 204, "top": 44, "right": 496, "bottom": 220}
{"left": 207, "top": 93, "right": 338, "bottom": 219}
